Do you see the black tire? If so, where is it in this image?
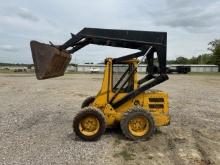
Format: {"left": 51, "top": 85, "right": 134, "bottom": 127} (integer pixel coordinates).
{"left": 73, "top": 107, "right": 106, "bottom": 141}
{"left": 81, "top": 96, "right": 96, "bottom": 108}
{"left": 120, "top": 106, "right": 155, "bottom": 141}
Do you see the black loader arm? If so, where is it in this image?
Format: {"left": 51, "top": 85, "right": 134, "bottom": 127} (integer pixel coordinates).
{"left": 57, "top": 28, "right": 168, "bottom": 109}
{"left": 30, "top": 28, "right": 168, "bottom": 108}
{"left": 30, "top": 27, "right": 167, "bottom": 81}
{"left": 58, "top": 28, "right": 167, "bottom": 74}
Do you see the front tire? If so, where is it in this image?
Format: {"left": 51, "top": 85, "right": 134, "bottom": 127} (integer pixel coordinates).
{"left": 73, "top": 107, "right": 106, "bottom": 141}
{"left": 120, "top": 107, "right": 155, "bottom": 141}
{"left": 81, "top": 96, "right": 95, "bottom": 108}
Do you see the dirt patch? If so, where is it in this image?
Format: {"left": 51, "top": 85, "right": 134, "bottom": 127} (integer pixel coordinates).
{"left": 0, "top": 73, "right": 219, "bottom": 165}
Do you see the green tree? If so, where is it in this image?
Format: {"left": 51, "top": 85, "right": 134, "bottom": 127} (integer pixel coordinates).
{"left": 197, "top": 54, "right": 214, "bottom": 64}
{"left": 208, "top": 39, "right": 220, "bottom": 71}
{"left": 175, "top": 56, "right": 188, "bottom": 64}
{"left": 188, "top": 56, "right": 198, "bottom": 64}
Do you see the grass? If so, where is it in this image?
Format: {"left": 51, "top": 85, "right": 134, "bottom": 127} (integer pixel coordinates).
{"left": 113, "top": 143, "right": 136, "bottom": 161}
{"left": 65, "top": 71, "right": 103, "bottom": 75}
{"left": 114, "top": 138, "right": 121, "bottom": 146}
{"left": 138, "top": 72, "right": 220, "bottom": 77}
{"left": 0, "top": 70, "right": 34, "bottom": 74}
{"left": 188, "top": 72, "right": 220, "bottom": 76}
{"left": 1, "top": 69, "right": 219, "bottom": 76}
{"left": 113, "top": 149, "right": 135, "bottom": 161}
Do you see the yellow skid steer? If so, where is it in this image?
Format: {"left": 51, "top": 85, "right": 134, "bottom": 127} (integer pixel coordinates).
{"left": 30, "top": 28, "right": 170, "bottom": 141}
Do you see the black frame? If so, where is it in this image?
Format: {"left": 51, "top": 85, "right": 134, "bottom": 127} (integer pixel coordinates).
{"left": 54, "top": 28, "right": 168, "bottom": 108}
{"left": 112, "top": 63, "right": 134, "bottom": 93}
{"left": 110, "top": 63, "right": 135, "bottom": 104}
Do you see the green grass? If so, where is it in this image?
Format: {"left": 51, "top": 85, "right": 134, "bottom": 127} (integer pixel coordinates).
{"left": 0, "top": 70, "right": 15, "bottom": 73}
{"left": 113, "top": 147, "right": 135, "bottom": 161}
{"left": 113, "top": 138, "right": 121, "bottom": 146}
{"left": 1, "top": 69, "right": 219, "bottom": 76}
{"left": 138, "top": 72, "right": 220, "bottom": 76}
{"left": 0, "top": 69, "right": 34, "bottom": 74}
{"left": 188, "top": 72, "right": 220, "bottom": 76}
{"left": 65, "top": 71, "right": 103, "bottom": 75}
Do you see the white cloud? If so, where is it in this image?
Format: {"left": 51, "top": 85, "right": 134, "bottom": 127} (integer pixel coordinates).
{"left": 0, "top": 45, "right": 19, "bottom": 52}
{"left": 0, "top": 0, "right": 219, "bottom": 63}
{"left": 148, "top": 0, "right": 220, "bottom": 32}
{"left": 0, "top": 6, "right": 60, "bottom": 34}
{"left": 16, "top": 7, "right": 39, "bottom": 22}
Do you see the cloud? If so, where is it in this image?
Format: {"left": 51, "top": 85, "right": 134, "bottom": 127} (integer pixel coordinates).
{"left": 0, "top": 0, "right": 219, "bottom": 63}
{"left": 146, "top": 0, "right": 220, "bottom": 32}
{"left": 16, "top": 7, "right": 39, "bottom": 22}
{"left": 0, "top": 6, "right": 61, "bottom": 36}
{"left": 1, "top": 6, "right": 39, "bottom": 22}
{"left": 0, "top": 45, "right": 19, "bottom": 52}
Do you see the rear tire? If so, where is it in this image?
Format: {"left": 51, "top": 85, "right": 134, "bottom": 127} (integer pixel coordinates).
{"left": 73, "top": 107, "right": 106, "bottom": 141}
{"left": 81, "top": 96, "right": 95, "bottom": 108}
{"left": 120, "top": 106, "right": 155, "bottom": 141}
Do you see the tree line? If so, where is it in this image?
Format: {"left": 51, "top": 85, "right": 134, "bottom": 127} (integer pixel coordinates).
{"left": 0, "top": 63, "right": 31, "bottom": 67}
{"left": 0, "top": 39, "right": 219, "bottom": 71}
{"left": 168, "top": 39, "right": 220, "bottom": 68}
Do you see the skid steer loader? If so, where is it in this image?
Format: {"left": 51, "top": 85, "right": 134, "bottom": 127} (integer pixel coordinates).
{"left": 30, "top": 28, "right": 170, "bottom": 141}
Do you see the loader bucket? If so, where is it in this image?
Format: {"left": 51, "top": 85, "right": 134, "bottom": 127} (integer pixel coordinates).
{"left": 30, "top": 41, "right": 71, "bottom": 80}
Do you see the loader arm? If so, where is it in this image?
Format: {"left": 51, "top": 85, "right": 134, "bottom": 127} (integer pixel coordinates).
{"left": 55, "top": 28, "right": 168, "bottom": 108}
{"left": 31, "top": 27, "right": 168, "bottom": 83}
{"left": 57, "top": 28, "right": 167, "bottom": 75}
{"left": 30, "top": 27, "right": 168, "bottom": 108}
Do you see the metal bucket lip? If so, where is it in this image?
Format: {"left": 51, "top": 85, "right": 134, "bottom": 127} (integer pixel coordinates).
{"left": 30, "top": 40, "right": 42, "bottom": 79}
{"left": 30, "top": 40, "right": 71, "bottom": 80}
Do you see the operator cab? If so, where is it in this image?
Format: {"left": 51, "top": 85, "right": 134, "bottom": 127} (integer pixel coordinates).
{"left": 112, "top": 59, "right": 138, "bottom": 93}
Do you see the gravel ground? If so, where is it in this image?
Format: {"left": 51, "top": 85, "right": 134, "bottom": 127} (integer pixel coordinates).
{"left": 0, "top": 73, "right": 220, "bottom": 165}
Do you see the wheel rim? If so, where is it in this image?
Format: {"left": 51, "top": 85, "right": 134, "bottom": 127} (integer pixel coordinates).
{"left": 128, "top": 116, "right": 149, "bottom": 137}
{"left": 79, "top": 115, "right": 100, "bottom": 136}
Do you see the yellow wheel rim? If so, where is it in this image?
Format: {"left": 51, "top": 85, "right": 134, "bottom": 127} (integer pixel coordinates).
{"left": 128, "top": 116, "right": 149, "bottom": 137}
{"left": 79, "top": 115, "right": 100, "bottom": 136}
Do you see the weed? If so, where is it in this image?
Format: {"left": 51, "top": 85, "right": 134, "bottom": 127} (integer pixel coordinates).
{"left": 114, "top": 138, "right": 121, "bottom": 146}
{"left": 113, "top": 148, "right": 135, "bottom": 161}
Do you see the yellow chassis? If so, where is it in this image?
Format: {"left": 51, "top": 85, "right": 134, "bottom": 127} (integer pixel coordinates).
{"left": 91, "top": 58, "right": 170, "bottom": 127}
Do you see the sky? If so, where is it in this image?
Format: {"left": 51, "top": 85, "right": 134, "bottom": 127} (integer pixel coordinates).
{"left": 0, "top": 0, "right": 220, "bottom": 64}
